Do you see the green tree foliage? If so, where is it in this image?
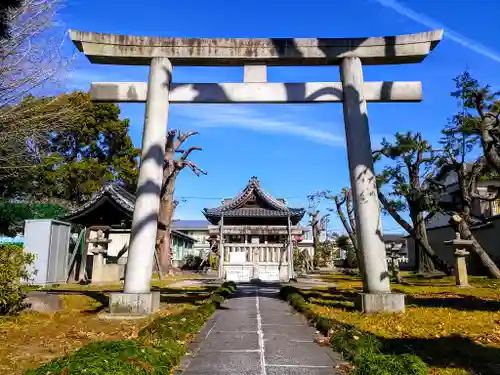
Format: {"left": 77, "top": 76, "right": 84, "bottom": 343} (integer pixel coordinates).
{"left": 374, "top": 132, "right": 452, "bottom": 274}
{"left": 335, "top": 234, "right": 357, "bottom": 268}
{"left": 3, "top": 92, "right": 140, "bottom": 206}
{"left": 42, "top": 93, "right": 140, "bottom": 203}
{"left": 0, "top": 201, "right": 67, "bottom": 236}
{"left": 449, "top": 72, "right": 500, "bottom": 173}
{"left": 437, "top": 103, "right": 500, "bottom": 279}
{"left": 0, "top": 244, "right": 35, "bottom": 315}
{"left": 0, "top": 92, "right": 89, "bottom": 197}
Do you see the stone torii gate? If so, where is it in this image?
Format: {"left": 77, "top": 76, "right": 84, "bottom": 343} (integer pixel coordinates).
{"left": 70, "top": 30, "right": 443, "bottom": 315}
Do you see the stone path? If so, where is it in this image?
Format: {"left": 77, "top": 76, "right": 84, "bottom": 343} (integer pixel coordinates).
{"left": 176, "top": 284, "right": 343, "bottom": 375}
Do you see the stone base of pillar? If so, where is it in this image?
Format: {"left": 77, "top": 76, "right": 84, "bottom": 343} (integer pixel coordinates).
{"left": 106, "top": 291, "right": 161, "bottom": 317}
{"left": 355, "top": 292, "right": 405, "bottom": 314}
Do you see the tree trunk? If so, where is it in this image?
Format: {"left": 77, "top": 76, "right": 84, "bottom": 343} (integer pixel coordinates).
{"left": 479, "top": 124, "right": 500, "bottom": 174}
{"left": 412, "top": 211, "right": 436, "bottom": 274}
{"left": 158, "top": 176, "right": 177, "bottom": 273}
{"left": 379, "top": 192, "right": 453, "bottom": 275}
{"left": 334, "top": 194, "right": 363, "bottom": 272}
{"left": 450, "top": 214, "right": 500, "bottom": 279}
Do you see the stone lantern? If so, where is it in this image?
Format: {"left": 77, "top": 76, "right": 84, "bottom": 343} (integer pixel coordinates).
{"left": 386, "top": 243, "right": 405, "bottom": 283}
{"left": 444, "top": 233, "right": 473, "bottom": 288}
{"left": 88, "top": 229, "right": 112, "bottom": 284}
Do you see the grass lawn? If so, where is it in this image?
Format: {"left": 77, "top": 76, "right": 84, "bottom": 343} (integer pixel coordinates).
{"left": 304, "top": 273, "right": 500, "bottom": 375}
{"left": 0, "top": 275, "right": 213, "bottom": 375}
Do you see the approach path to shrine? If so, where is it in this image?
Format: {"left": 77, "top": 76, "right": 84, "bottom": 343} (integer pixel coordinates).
{"left": 175, "top": 284, "right": 343, "bottom": 375}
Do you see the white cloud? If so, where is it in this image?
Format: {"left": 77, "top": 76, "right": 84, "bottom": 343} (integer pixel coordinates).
{"left": 174, "top": 105, "right": 346, "bottom": 147}
{"left": 374, "top": 0, "right": 500, "bottom": 63}
{"left": 66, "top": 69, "right": 107, "bottom": 90}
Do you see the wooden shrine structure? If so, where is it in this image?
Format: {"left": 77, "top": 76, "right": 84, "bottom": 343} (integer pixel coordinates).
{"left": 203, "top": 177, "right": 305, "bottom": 282}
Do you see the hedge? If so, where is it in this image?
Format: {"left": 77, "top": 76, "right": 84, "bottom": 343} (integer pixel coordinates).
{"left": 279, "top": 286, "right": 428, "bottom": 375}
{"left": 24, "top": 281, "right": 237, "bottom": 375}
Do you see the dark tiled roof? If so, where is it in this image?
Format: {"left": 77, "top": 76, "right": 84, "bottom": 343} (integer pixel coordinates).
{"left": 383, "top": 234, "right": 407, "bottom": 243}
{"left": 65, "top": 181, "right": 135, "bottom": 220}
{"left": 203, "top": 177, "right": 305, "bottom": 223}
{"left": 172, "top": 220, "right": 210, "bottom": 229}
{"left": 64, "top": 182, "right": 196, "bottom": 243}
{"left": 216, "top": 208, "right": 304, "bottom": 218}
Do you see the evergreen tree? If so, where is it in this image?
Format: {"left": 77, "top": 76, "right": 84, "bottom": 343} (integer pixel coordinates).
{"left": 2, "top": 92, "right": 140, "bottom": 206}
{"left": 374, "top": 132, "right": 453, "bottom": 275}
{"left": 449, "top": 72, "right": 500, "bottom": 174}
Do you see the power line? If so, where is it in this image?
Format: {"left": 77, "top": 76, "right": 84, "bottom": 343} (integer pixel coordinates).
{"left": 177, "top": 195, "right": 307, "bottom": 200}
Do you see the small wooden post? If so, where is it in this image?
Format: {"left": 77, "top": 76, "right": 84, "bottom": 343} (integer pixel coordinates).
{"left": 287, "top": 214, "right": 293, "bottom": 280}
{"left": 218, "top": 213, "right": 225, "bottom": 279}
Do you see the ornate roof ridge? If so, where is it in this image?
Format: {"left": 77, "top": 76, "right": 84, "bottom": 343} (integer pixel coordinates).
{"left": 210, "top": 176, "right": 290, "bottom": 213}
{"left": 65, "top": 181, "right": 135, "bottom": 219}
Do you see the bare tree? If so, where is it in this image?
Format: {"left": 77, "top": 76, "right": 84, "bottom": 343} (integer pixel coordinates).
{"left": 156, "top": 130, "right": 206, "bottom": 273}
{"left": 0, "top": 93, "right": 87, "bottom": 185}
{"left": 0, "top": 1, "right": 22, "bottom": 39}
{"left": 333, "top": 188, "right": 357, "bottom": 251}
{"left": 0, "top": 0, "right": 68, "bottom": 105}
{"left": 0, "top": 0, "right": 78, "bottom": 180}
{"left": 317, "top": 188, "right": 362, "bottom": 269}
{"left": 306, "top": 194, "right": 329, "bottom": 270}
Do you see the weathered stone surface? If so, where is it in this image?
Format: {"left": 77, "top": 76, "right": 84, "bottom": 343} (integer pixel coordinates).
{"left": 264, "top": 337, "right": 338, "bottom": 366}
{"left": 340, "top": 56, "right": 391, "bottom": 295}
{"left": 179, "top": 285, "right": 342, "bottom": 375}
{"left": 121, "top": 57, "right": 171, "bottom": 295}
{"left": 184, "top": 352, "right": 261, "bottom": 374}
{"left": 108, "top": 291, "right": 160, "bottom": 316}
{"left": 456, "top": 255, "right": 470, "bottom": 288}
{"left": 355, "top": 292, "right": 405, "bottom": 313}
{"left": 198, "top": 332, "right": 259, "bottom": 352}
{"left": 70, "top": 30, "right": 443, "bottom": 66}
{"left": 266, "top": 368, "right": 337, "bottom": 375}
{"left": 90, "top": 81, "right": 423, "bottom": 104}
{"left": 24, "top": 291, "right": 63, "bottom": 313}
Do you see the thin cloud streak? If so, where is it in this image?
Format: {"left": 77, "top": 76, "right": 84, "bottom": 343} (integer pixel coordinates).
{"left": 174, "top": 105, "right": 346, "bottom": 147}
{"left": 375, "top": 0, "right": 500, "bottom": 63}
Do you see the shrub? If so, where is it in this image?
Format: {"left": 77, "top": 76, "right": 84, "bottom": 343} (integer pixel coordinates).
{"left": 280, "top": 286, "right": 428, "bottom": 375}
{"left": 24, "top": 340, "right": 170, "bottom": 375}
{"left": 355, "top": 353, "right": 428, "bottom": 375}
{"left": 0, "top": 244, "right": 36, "bottom": 315}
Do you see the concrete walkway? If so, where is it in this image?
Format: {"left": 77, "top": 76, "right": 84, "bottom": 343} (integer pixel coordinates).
{"left": 176, "top": 284, "right": 343, "bottom": 375}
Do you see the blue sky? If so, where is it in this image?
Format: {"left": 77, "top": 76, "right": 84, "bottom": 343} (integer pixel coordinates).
{"left": 57, "top": 0, "right": 500, "bottom": 233}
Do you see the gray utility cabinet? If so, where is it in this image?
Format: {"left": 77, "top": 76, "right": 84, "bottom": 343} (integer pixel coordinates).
{"left": 24, "top": 220, "right": 71, "bottom": 285}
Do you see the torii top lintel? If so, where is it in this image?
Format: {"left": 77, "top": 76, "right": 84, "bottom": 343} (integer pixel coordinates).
{"left": 69, "top": 29, "right": 443, "bottom": 66}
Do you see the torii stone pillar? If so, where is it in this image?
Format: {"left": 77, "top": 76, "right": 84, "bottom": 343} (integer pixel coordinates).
{"left": 340, "top": 57, "right": 404, "bottom": 312}
{"left": 112, "top": 57, "right": 171, "bottom": 315}
{"left": 70, "top": 29, "right": 443, "bottom": 314}
{"left": 124, "top": 57, "right": 172, "bottom": 294}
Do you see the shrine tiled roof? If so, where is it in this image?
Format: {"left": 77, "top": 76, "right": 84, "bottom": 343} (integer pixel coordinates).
{"left": 202, "top": 177, "right": 305, "bottom": 223}
{"left": 64, "top": 182, "right": 196, "bottom": 242}
{"left": 65, "top": 181, "right": 135, "bottom": 221}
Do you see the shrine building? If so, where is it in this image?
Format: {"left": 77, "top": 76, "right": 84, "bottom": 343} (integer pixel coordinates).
{"left": 203, "top": 176, "right": 306, "bottom": 282}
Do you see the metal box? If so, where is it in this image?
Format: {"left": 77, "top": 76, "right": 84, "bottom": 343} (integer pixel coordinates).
{"left": 24, "top": 220, "right": 71, "bottom": 285}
